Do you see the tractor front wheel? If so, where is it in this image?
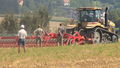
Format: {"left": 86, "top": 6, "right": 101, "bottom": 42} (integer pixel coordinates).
{"left": 112, "top": 35, "right": 118, "bottom": 42}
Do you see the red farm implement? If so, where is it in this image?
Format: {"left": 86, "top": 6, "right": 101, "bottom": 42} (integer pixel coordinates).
{"left": 0, "top": 32, "right": 86, "bottom": 47}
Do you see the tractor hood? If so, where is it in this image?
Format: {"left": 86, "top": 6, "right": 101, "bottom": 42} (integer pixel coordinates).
{"left": 66, "top": 24, "right": 77, "bottom": 29}
{"left": 83, "top": 22, "right": 104, "bottom": 28}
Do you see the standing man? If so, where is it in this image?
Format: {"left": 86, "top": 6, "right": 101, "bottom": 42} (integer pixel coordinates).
{"left": 57, "top": 24, "right": 65, "bottom": 46}
{"left": 34, "top": 25, "right": 44, "bottom": 46}
{"left": 18, "top": 25, "right": 27, "bottom": 53}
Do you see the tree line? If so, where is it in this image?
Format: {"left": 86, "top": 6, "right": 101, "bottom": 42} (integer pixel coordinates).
{"left": 0, "top": 7, "right": 49, "bottom": 36}
{"left": 0, "top": 0, "right": 120, "bottom": 14}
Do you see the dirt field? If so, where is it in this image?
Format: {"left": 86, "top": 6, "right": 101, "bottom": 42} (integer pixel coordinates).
{"left": 0, "top": 43, "right": 120, "bottom": 68}
{"left": 49, "top": 21, "right": 64, "bottom": 32}
{"left": 1, "top": 57, "right": 120, "bottom": 68}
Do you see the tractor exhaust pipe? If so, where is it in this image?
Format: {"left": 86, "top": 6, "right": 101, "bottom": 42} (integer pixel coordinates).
{"left": 105, "top": 7, "right": 108, "bottom": 27}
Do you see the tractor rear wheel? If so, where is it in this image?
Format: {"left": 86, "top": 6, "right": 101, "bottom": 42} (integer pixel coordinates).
{"left": 92, "top": 31, "right": 101, "bottom": 44}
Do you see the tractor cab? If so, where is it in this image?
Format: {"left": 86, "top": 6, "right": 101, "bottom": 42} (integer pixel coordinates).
{"left": 78, "top": 8, "right": 102, "bottom": 22}
{"left": 77, "top": 7, "right": 105, "bottom": 28}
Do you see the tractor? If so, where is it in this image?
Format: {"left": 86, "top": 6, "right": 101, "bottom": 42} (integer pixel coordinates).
{"left": 66, "top": 7, "right": 118, "bottom": 43}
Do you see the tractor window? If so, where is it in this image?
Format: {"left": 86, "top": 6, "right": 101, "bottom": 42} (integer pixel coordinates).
{"left": 80, "top": 10, "right": 102, "bottom": 22}
{"left": 95, "top": 10, "right": 101, "bottom": 19}
{"left": 80, "top": 10, "right": 96, "bottom": 22}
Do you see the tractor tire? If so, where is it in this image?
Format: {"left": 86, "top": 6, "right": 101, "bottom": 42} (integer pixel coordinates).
{"left": 101, "top": 33, "right": 111, "bottom": 43}
{"left": 112, "top": 35, "right": 118, "bottom": 42}
{"left": 92, "top": 31, "right": 101, "bottom": 44}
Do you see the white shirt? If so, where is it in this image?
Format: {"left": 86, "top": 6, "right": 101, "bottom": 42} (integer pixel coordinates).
{"left": 58, "top": 26, "right": 65, "bottom": 34}
{"left": 18, "top": 29, "right": 27, "bottom": 39}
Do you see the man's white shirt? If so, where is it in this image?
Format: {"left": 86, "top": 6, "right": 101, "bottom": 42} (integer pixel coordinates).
{"left": 18, "top": 29, "right": 27, "bottom": 39}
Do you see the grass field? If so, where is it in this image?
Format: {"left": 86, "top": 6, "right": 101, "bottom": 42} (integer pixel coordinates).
{"left": 0, "top": 43, "right": 120, "bottom": 68}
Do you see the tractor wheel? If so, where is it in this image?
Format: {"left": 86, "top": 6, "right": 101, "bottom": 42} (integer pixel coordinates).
{"left": 79, "top": 29, "right": 84, "bottom": 36}
{"left": 102, "top": 33, "right": 111, "bottom": 43}
{"left": 112, "top": 35, "right": 118, "bottom": 42}
{"left": 92, "top": 31, "right": 101, "bottom": 44}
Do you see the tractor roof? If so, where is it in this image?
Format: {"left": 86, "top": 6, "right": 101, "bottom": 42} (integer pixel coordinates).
{"left": 76, "top": 7, "right": 102, "bottom": 11}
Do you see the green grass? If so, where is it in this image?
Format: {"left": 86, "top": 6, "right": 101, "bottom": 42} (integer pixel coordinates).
{"left": 0, "top": 43, "right": 120, "bottom": 68}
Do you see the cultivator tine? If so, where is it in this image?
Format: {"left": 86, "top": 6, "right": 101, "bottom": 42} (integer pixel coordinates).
{"left": 0, "top": 32, "right": 86, "bottom": 47}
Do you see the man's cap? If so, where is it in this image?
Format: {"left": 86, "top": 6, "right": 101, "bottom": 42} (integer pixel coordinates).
{"left": 38, "top": 25, "right": 41, "bottom": 28}
{"left": 20, "top": 25, "right": 25, "bottom": 28}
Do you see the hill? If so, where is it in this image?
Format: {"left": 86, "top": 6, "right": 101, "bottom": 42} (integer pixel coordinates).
{"left": 0, "top": 0, "right": 120, "bottom": 14}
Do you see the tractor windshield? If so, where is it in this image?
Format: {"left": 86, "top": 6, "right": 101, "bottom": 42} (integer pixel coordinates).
{"left": 79, "top": 10, "right": 101, "bottom": 22}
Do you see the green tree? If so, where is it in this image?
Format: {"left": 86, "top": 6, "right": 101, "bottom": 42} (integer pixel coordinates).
{"left": 1, "top": 14, "right": 19, "bottom": 34}
{"left": 20, "top": 7, "right": 49, "bottom": 33}
{"left": 108, "top": 9, "right": 120, "bottom": 28}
